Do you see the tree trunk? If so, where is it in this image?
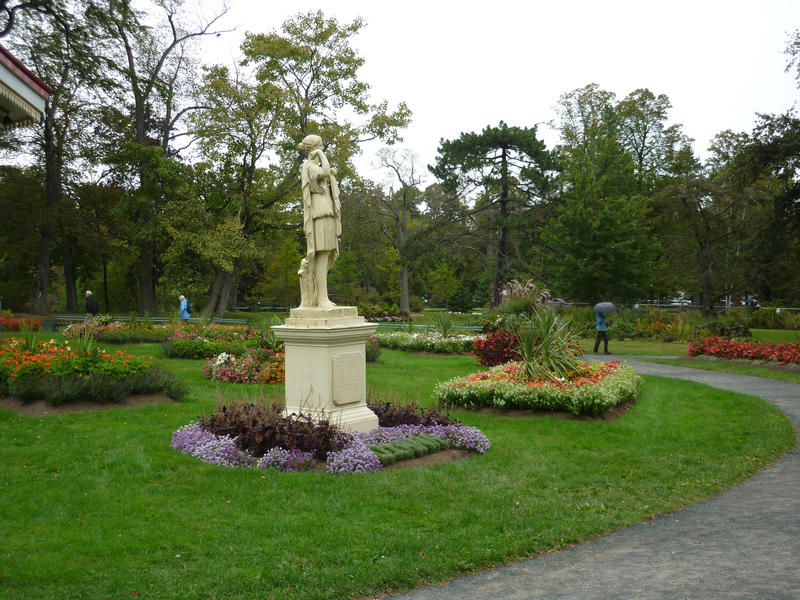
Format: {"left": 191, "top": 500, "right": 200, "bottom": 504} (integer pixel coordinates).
{"left": 137, "top": 241, "right": 156, "bottom": 314}
{"left": 30, "top": 108, "right": 61, "bottom": 316}
{"left": 400, "top": 265, "right": 409, "bottom": 312}
{"left": 205, "top": 268, "right": 236, "bottom": 317}
{"left": 29, "top": 234, "right": 51, "bottom": 315}
{"left": 103, "top": 259, "right": 110, "bottom": 312}
{"left": 491, "top": 148, "right": 510, "bottom": 309}
{"left": 62, "top": 243, "right": 78, "bottom": 312}
{"left": 205, "top": 268, "right": 226, "bottom": 314}
{"left": 216, "top": 270, "right": 235, "bottom": 318}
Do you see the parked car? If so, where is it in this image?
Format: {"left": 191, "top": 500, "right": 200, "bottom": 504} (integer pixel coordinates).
{"left": 669, "top": 297, "right": 692, "bottom": 306}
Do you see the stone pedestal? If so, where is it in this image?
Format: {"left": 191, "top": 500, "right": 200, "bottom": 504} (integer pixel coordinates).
{"left": 272, "top": 306, "right": 378, "bottom": 433}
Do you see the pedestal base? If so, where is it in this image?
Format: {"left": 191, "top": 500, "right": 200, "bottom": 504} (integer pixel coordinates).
{"left": 273, "top": 307, "right": 378, "bottom": 433}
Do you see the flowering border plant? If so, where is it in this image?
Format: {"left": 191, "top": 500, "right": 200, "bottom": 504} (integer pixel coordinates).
{"left": 0, "top": 316, "right": 42, "bottom": 331}
{"left": 432, "top": 361, "right": 641, "bottom": 416}
{"left": 202, "top": 348, "right": 286, "bottom": 384}
{"left": 0, "top": 336, "right": 186, "bottom": 404}
{"left": 374, "top": 331, "right": 477, "bottom": 354}
{"left": 688, "top": 336, "right": 800, "bottom": 365}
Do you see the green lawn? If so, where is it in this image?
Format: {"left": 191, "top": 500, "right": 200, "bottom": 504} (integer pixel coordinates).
{"left": 577, "top": 338, "right": 687, "bottom": 356}
{"left": 750, "top": 328, "right": 799, "bottom": 343}
{"left": 0, "top": 347, "right": 795, "bottom": 600}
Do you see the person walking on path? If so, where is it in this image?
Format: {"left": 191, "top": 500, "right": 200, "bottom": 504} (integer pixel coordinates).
{"left": 593, "top": 311, "right": 610, "bottom": 354}
{"left": 84, "top": 290, "right": 99, "bottom": 322}
{"left": 178, "top": 294, "right": 190, "bottom": 322}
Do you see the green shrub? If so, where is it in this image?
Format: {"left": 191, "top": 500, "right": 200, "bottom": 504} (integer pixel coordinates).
{"left": 163, "top": 338, "right": 247, "bottom": 359}
{"left": 365, "top": 337, "right": 381, "bottom": 362}
{"left": 367, "top": 392, "right": 459, "bottom": 427}
{"left": 203, "top": 399, "right": 349, "bottom": 461}
{"left": 9, "top": 365, "right": 188, "bottom": 405}
{"left": 369, "top": 434, "right": 450, "bottom": 466}
{"left": 747, "top": 308, "right": 789, "bottom": 330}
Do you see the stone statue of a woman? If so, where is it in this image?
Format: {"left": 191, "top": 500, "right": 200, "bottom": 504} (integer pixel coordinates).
{"left": 298, "top": 134, "right": 341, "bottom": 309}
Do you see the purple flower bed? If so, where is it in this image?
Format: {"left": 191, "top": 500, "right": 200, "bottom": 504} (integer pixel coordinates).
{"left": 352, "top": 424, "right": 491, "bottom": 454}
{"left": 326, "top": 441, "right": 384, "bottom": 473}
{"left": 257, "top": 447, "right": 315, "bottom": 472}
{"left": 171, "top": 421, "right": 490, "bottom": 474}
{"left": 171, "top": 423, "right": 253, "bottom": 467}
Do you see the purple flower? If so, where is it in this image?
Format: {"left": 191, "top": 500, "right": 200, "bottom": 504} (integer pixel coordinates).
{"left": 171, "top": 422, "right": 253, "bottom": 467}
{"left": 326, "top": 441, "right": 382, "bottom": 473}
{"left": 352, "top": 424, "right": 490, "bottom": 454}
{"left": 257, "top": 447, "right": 315, "bottom": 472}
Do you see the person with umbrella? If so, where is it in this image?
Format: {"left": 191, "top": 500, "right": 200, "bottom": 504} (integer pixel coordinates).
{"left": 592, "top": 302, "right": 616, "bottom": 354}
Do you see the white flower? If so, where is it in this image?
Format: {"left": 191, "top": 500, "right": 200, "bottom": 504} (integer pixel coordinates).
{"left": 214, "top": 352, "right": 232, "bottom": 366}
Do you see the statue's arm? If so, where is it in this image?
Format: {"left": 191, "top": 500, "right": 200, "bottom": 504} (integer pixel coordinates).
{"left": 310, "top": 149, "right": 331, "bottom": 177}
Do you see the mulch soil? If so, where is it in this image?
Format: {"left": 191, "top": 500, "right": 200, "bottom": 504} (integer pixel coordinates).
{"left": 0, "top": 393, "right": 173, "bottom": 417}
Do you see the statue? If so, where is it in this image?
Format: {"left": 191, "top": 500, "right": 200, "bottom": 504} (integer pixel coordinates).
{"left": 298, "top": 134, "right": 341, "bottom": 309}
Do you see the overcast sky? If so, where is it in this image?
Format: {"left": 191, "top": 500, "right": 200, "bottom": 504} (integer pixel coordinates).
{"left": 199, "top": 0, "right": 799, "bottom": 185}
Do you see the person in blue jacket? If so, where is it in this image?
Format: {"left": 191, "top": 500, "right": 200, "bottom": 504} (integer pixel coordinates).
{"left": 178, "top": 294, "right": 190, "bottom": 322}
{"left": 593, "top": 311, "right": 610, "bottom": 354}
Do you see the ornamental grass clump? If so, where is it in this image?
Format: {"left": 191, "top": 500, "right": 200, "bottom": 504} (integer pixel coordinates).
{"left": 509, "top": 309, "right": 583, "bottom": 382}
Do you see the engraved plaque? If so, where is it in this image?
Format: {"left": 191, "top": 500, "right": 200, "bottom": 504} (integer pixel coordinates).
{"left": 332, "top": 352, "right": 364, "bottom": 406}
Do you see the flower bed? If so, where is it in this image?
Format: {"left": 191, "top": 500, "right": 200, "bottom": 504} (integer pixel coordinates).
{"left": 688, "top": 336, "right": 800, "bottom": 365}
{"left": 162, "top": 324, "right": 281, "bottom": 359}
{"left": 203, "top": 348, "right": 286, "bottom": 384}
{"left": 91, "top": 321, "right": 267, "bottom": 345}
{"left": 172, "top": 421, "right": 490, "bottom": 473}
{"left": 433, "top": 361, "right": 641, "bottom": 416}
{"left": 0, "top": 337, "right": 187, "bottom": 404}
{"left": 93, "top": 321, "right": 177, "bottom": 343}
{"left": 374, "top": 331, "right": 477, "bottom": 354}
{"left": 171, "top": 399, "right": 490, "bottom": 474}
{"left": 0, "top": 316, "right": 42, "bottom": 331}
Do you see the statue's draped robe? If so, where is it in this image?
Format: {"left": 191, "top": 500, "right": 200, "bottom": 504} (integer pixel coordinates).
{"left": 300, "top": 156, "right": 341, "bottom": 306}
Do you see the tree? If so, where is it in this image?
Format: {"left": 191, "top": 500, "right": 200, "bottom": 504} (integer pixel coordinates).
{"left": 544, "top": 88, "right": 657, "bottom": 303}
{"left": 375, "top": 147, "right": 423, "bottom": 311}
{"left": 6, "top": 1, "right": 106, "bottom": 313}
{"left": 430, "top": 122, "right": 555, "bottom": 307}
{"left": 616, "top": 88, "right": 675, "bottom": 194}
{"left": 97, "top": 0, "right": 227, "bottom": 313}
{"left": 188, "top": 64, "right": 285, "bottom": 315}
{"left": 186, "top": 10, "right": 411, "bottom": 315}
{"left": 721, "top": 113, "right": 800, "bottom": 302}
{"left": 241, "top": 10, "right": 411, "bottom": 165}
{"left": 0, "top": 166, "right": 45, "bottom": 310}
{"left": 0, "top": 0, "right": 65, "bottom": 38}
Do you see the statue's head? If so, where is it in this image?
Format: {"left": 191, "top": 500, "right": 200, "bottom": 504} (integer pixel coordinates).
{"left": 298, "top": 134, "right": 323, "bottom": 153}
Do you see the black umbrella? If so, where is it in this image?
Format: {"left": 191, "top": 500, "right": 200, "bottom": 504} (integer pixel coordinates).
{"left": 593, "top": 301, "right": 617, "bottom": 314}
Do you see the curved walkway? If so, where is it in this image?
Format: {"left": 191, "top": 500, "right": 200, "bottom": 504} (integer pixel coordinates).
{"left": 386, "top": 358, "right": 800, "bottom": 600}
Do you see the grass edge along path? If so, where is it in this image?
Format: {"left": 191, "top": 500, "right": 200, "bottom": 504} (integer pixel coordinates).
{"left": 1, "top": 348, "right": 796, "bottom": 600}
{"left": 639, "top": 357, "right": 800, "bottom": 384}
